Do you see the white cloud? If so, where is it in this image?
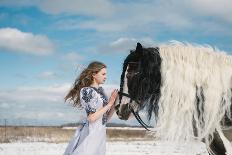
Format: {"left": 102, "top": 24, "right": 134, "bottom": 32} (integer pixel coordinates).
{"left": 0, "top": 84, "right": 71, "bottom": 103}
{"left": 0, "top": 83, "right": 119, "bottom": 104}
{"left": 38, "top": 0, "right": 115, "bottom": 18}
{"left": 110, "top": 37, "right": 156, "bottom": 49}
{"left": 99, "top": 37, "right": 157, "bottom": 54}
{"left": 50, "top": 1, "right": 193, "bottom": 32}
{"left": 63, "top": 52, "right": 84, "bottom": 62}
{"left": 54, "top": 18, "right": 128, "bottom": 32}
{"left": 37, "top": 71, "right": 58, "bottom": 79}
{"left": 1, "top": 1, "right": 192, "bottom": 32}
{"left": 78, "top": 20, "right": 128, "bottom": 32}
{"left": 0, "top": 102, "right": 10, "bottom": 108}
{"left": 0, "top": 28, "right": 55, "bottom": 55}
{"left": 0, "top": 0, "right": 115, "bottom": 18}
{"left": 110, "top": 38, "right": 136, "bottom": 47}
{"left": 1, "top": 0, "right": 232, "bottom": 35}
{"left": 187, "top": 0, "right": 232, "bottom": 23}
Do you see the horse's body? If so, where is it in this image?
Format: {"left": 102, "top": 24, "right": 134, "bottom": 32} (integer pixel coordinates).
{"left": 115, "top": 42, "right": 232, "bottom": 155}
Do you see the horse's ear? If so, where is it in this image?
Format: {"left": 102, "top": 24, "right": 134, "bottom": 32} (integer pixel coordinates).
{"left": 136, "top": 42, "right": 143, "bottom": 52}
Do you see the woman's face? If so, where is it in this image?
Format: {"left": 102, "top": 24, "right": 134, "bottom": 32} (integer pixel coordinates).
{"left": 93, "top": 68, "right": 107, "bottom": 85}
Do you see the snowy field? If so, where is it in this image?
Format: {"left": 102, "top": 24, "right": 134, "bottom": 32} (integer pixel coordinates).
{"left": 0, "top": 140, "right": 208, "bottom": 155}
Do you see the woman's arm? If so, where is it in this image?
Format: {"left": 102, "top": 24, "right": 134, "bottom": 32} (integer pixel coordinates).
{"left": 106, "top": 106, "right": 115, "bottom": 121}
{"left": 87, "top": 89, "right": 118, "bottom": 122}
{"left": 87, "top": 103, "right": 112, "bottom": 122}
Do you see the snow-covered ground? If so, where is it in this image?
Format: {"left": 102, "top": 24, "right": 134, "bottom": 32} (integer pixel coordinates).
{"left": 0, "top": 140, "right": 208, "bottom": 155}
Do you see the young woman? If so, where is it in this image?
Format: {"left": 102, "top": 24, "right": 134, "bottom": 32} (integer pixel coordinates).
{"left": 63, "top": 61, "right": 118, "bottom": 155}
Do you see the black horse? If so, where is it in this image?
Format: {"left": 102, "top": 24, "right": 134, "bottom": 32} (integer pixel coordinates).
{"left": 115, "top": 42, "right": 232, "bottom": 155}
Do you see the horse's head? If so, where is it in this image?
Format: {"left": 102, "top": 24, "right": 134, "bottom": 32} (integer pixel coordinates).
{"left": 114, "top": 42, "right": 232, "bottom": 154}
{"left": 115, "top": 42, "right": 162, "bottom": 122}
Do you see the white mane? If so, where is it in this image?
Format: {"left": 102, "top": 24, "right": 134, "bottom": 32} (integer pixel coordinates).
{"left": 155, "top": 42, "right": 232, "bottom": 153}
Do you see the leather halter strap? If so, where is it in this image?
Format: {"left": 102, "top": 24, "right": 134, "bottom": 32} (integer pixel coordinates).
{"left": 118, "top": 91, "right": 151, "bottom": 131}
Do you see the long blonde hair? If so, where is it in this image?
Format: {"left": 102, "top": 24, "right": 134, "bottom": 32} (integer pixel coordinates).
{"left": 65, "top": 61, "right": 106, "bottom": 107}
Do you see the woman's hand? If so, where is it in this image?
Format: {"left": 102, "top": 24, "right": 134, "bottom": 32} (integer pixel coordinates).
{"left": 88, "top": 89, "right": 118, "bottom": 122}
{"left": 108, "top": 89, "right": 118, "bottom": 107}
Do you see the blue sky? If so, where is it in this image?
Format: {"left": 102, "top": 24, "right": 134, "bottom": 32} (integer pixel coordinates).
{"left": 0, "top": 0, "right": 232, "bottom": 126}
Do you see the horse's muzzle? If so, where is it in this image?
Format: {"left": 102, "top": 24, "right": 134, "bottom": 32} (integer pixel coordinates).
{"left": 115, "top": 103, "right": 131, "bottom": 120}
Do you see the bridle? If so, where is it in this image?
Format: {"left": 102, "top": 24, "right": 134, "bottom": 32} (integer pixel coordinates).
{"left": 118, "top": 91, "right": 151, "bottom": 131}
{"left": 117, "top": 61, "right": 151, "bottom": 131}
{"left": 117, "top": 48, "right": 160, "bottom": 131}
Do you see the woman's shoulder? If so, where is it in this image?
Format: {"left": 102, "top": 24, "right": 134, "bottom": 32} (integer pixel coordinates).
{"left": 80, "top": 86, "right": 104, "bottom": 92}
{"left": 80, "top": 86, "right": 106, "bottom": 98}
{"left": 80, "top": 87, "right": 96, "bottom": 94}
{"left": 80, "top": 87, "right": 97, "bottom": 103}
{"left": 81, "top": 86, "right": 102, "bottom": 96}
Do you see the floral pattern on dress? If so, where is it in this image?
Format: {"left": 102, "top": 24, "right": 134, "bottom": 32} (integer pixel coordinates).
{"left": 81, "top": 88, "right": 93, "bottom": 103}
{"left": 81, "top": 88, "right": 96, "bottom": 115}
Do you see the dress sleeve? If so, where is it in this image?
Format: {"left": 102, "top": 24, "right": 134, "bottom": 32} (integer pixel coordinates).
{"left": 80, "top": 87, "right": 98, "bottom": 116}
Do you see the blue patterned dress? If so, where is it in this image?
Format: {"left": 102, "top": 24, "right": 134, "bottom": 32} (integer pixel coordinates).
{"left": 64, "top": 87, "right": 109, "bottom": 155}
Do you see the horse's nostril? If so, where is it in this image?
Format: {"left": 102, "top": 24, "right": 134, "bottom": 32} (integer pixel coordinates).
{"left": 116, "top": 110, "right": 119, "bottom": 115}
